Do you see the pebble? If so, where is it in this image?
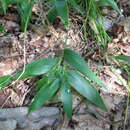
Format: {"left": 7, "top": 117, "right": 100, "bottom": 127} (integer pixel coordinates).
{"left": 0, "top": 119, "right": 17, "bottom": 130}
{"left": 98, "top": 17, "right": 113, "bottom": 31}
{"left": 0, "top": 107, "right": 62, "bottom": 130}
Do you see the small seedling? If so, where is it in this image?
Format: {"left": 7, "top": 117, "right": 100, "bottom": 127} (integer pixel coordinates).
{"left": 0, "top": 48, "right": 107, "bottom": 119}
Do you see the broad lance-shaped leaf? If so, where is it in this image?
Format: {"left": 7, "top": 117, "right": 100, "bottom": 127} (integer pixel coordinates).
{"left": 47, "top": 6, "right": 58, "bottom": 23}
{"left": 29, "top": 78, "right": 60, "bottom": 113}
{"left": 115, "top": 55, "right": 130, "bottom": 61}
{"left": 97, "top": 0, "right": 120, "bottom": 13}
{"left": 54, "top": 0, "right": 69, "bottom": 26}
{"left": 69, "top": 0, "right": 83, "bottom": 16}
{"left": 21, "top": 1, "right": 34, "bottom": 31}
{"left": 35, "top": 76, "right": 49, "bottom": 90}
{"left": 67, "top": 70, "right": 107, "bottom": 111}
{"left": 35, "top": 69, "right": 57, "bottom": 90}
{"left": 0, "top": 25, "right": 7, "bottom": 34}
{"left": 61, "top": 78, "right": 72, "bottom": 119}
{"left": 0, "top": 0, "right": 7, "bottom": 13}
{"left": 0, "top": 75, "right": 11, "bottom": 88}
{"left": 13, "top": 58, "right": 58, "bottom": 80}
{"left": 17, "top": 0, "right": 34, "bottom": 31}
{"left": 64, "top": 49, "right": 106, "bottom": 88}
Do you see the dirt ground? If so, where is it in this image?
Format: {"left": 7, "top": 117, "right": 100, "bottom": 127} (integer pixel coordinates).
{"left": 0, "top": 1, "right": 130, "bottom": 130}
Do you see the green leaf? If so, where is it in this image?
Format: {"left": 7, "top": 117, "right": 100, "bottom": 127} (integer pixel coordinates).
{"left": 115, "top": 55, "right": 130, "bottom": 61}
{"left": 0, "top": 0, "right": 7, "bottom": 13}
{"left": 17, "top": 0, "right": 34, "bottom": 31}
{"left": 69, "top": 0, "right": 83, "bottom": 15}
{"left": 61, "top": 78, "right": 72, "bottom": 119}
{"left": 29, "top": 58, "right": 58, "bottom": 75}
{"left": 64, "top": 49, "right": 106, "bottom": 88}
{"left": 67, "top": 70, "right": 107, "bottom": 111}
{"left": 29, "top": 78, "right": 60, "bottom": 113}
{"left": 0, "top": 25, "right": 7, "bottom": 34}
{"left": 0, "top": 0, "right": 18, "bottom": 14}
{"left": 14, "top": 58, "right": 58, "bottom": 80}
{"left": 35, "top": 76, "right": 49, "bottom": 90}
{"left": 97, "top": 0, "right": 120, "bottom": 13}
{"left": 54, "top": 0, "right": 69, "bottom": 26}
{"left": 0, "top": 75, "right": 11, "bottom": 88}
{"left": 47, "top": 6, "right": 58, "bottom": 23}
{"left": 47, "top": 0, "right": 55, "bottom": 5}
{"left": 0, "top": 8, "right": 4, "bottom": 14}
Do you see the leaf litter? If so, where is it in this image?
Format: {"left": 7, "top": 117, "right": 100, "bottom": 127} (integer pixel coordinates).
{"left": 0, "top": 0, "right": 130, "bottom": 129}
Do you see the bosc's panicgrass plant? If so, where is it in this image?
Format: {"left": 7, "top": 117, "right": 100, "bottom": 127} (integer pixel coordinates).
{"left": 45, "top": 0, "right": 120, "bottom": 50}
{"left": 79, "top": 0, "right": 118, "bottom": 49}
{"left": 0, "top": 46, "right": 108, "bottom": 119}
{"left": 109, "top": 54, "right": 130, "bottom": 127}
{"left": 114, "top": 55, "right": 130, "bottom": 127}
{"left": 0, "top": 0, "right": 120, "bottom": 49}
{"left": 0, "top": 0, "right": 121, "bottom": 119}
{"left": 0, "top": 0, "right": 34, "bottom": 31}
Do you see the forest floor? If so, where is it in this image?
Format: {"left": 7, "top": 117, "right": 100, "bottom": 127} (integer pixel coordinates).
{"left": 0, "top": 1, "right": 130, "bottom": 130}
